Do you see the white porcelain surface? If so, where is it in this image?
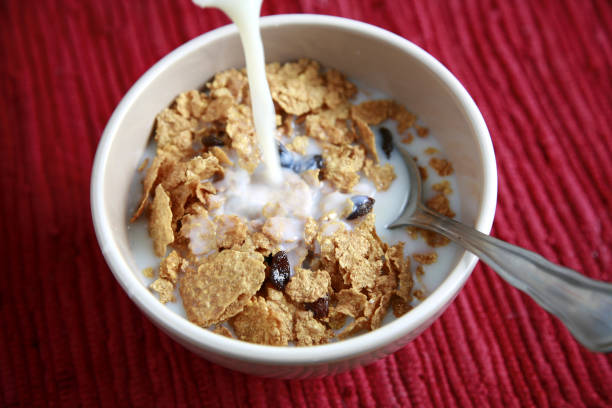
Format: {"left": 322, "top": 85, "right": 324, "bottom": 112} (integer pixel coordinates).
{"left": 90, "top": 14, "right": 497, "bottom": 378}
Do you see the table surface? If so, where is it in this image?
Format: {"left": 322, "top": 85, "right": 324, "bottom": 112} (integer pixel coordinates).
{"left": 1, "top": 0, "right": 611, "bottom": 406}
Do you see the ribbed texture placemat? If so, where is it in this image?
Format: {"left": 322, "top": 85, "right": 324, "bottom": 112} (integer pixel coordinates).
{"left": 1, "top": 0, "right": 610, "bottom": 406}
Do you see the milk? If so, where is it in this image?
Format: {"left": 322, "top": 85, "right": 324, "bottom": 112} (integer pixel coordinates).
{"left": 193, "top": 0, "right": 281, "bottom": 184}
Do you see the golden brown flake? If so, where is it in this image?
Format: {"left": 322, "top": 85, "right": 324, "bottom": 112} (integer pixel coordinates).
{"left": 334, "top": 289, "right": 367, "bottom": 318}
{"left": 286, "top": 268, "right": 331, "bottom": 303}
{"left": 208, "top": 69, "right": 249, "bottom": 103}
{"left": 215, "top": 215, "right": 248, "bottom": 249}
{"left": 416, "top": 125, "right": 429, "bottom": 138}
{"left": 286, "top": 135, "right": 309, "bottom": 155}
{"left": 429, "top": 157, "right": 454, "bottom": 176}
{"left": 401, "top": 133, "right": 414, "bottom": 144}
{"left": 294, "top": 310, "right": 332, "bottom": 346}
{"left": 420, "top": 229, "right": 451, "bottom": 248}
{"left": 250, "top": 232, "right": 276, "bottom": 256}
{"left": 391, "top": 295, "right": 412, "bottom": 317}
{"left": 267, "top": 59, "right": 326, "bottom": 115}
{"left": 150, "top": 184, "right": 174, "bottom": 257}
{"left": 150, "top": 278, "right": 175, "bottom": 304}
{"left": 159, "top": 250, "right": 182, "bottom": 284}
{"left": 424, "top": 147, "right": 439, "bottom": 155}
{"left": 142, "top": 267, "right": 154, "bottom": 278}
{"left": 154, "top": 108, "right": 194, "bottom": 153}
{"left": 301, "top": 169, "right": 320, "bottom": 188}
{"left": 180, "top": 249, "right": 265, "bottom": 327}
{"left": 132, "top": 155, "right": 165, "bottom": 221}
{"left": 324, "top": 69, "right": 357, "bottom": 109}
{"left": 338, "top": 317, "right": 369, "bottom": 339}
{"left": 210, "top": 146, "right": 233, "bottom": 166}
{"left": 363, "top": 159, "right": 396, "bottom": 191}
{"left": 418, "top": 166, "right": 428, "bottom": 181}
{"left": 389, "top": 102, "right": 416, "bottom": 133}
{"left": 370, "top": 293, "right": 392, "bottom": 330}
{"left": 351, "top": 100, "right": 392, "bottom": 125}
{"left": 432, "top": 180, "right": 453, "bottom": 195}
{"left": 354, "top": 117, "right": 379, "bottom": 163}
{"left": 305, "top": 108, "right": 354, "bottom": 145}
{"left": 413, "top": 289, "right": 426, "bottom": 301}
{"left": 180, "top": 213, "right": 217, "bottom": 256}
{"left": 226, "top": 104, "right": 260, "bottom": 173}
{"left": 413, "top": 252, "right": 438, "bottom": 265}
{"left": 426, "top": 194, "right": 456, "bottom": 218}
{"left": 137, "top": 158, "right": 149, "bottom": 172}
{"left": 304, "top": 217, "right": 318, "bottom": 247}
{"left": 322, "top": 144, "right": 365, "bottom": 192}
{"left": 405, "top": 226, "right": 419, "bottom": 240}
{"left": 175, "top": 90, "right": 209, "bottom": 118}
{"left": 212, "top": 325, "right": 234, "bottom": 338}
{"left": 230, "top": 296, "right": 293, "bottom": 346}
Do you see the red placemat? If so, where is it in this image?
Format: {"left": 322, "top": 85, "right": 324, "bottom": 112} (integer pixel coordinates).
{"left": 1, "top": 0, "right": 611, "bottom": 406}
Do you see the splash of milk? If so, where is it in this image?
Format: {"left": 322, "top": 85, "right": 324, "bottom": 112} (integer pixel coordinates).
{"left": 193, "top": 0, "right": 282, "bottom": 184}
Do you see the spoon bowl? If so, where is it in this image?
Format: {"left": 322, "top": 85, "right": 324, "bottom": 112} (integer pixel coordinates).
{"left": 388, "top": 145, "right": 612, "bottom": 353}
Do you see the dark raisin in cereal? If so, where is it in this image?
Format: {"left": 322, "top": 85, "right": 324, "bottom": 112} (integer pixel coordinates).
{"left": 346, "top": 195, "right": 375, "bottom": 220}
{"left": 277, "top": 142, "right": 295, "bottom": 168}
{"left": 202, "top": 133, "right": 226, "bottom": 147}
{"left": 292, "top": 154, "right": 323, "bottom": 173}
{"left": 380, "top": 127, "right": 394, "bottom": 159}
{"left": 278, "top": 142, "right": 324, "bottom": 174}
{"left": 267, "top": 251, "right": 290, "bottom": 291}
{"left": 305, "top": 296, "right": 329, "bottom": 319}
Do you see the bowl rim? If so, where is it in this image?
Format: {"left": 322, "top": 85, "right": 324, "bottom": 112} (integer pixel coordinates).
{"left": 91, "top": 13, "right": 497, "bottom": 366}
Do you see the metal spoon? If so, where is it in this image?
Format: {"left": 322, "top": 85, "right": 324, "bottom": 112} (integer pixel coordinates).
{"left": 387, "top": 146, "right": 612, "bottom": 353}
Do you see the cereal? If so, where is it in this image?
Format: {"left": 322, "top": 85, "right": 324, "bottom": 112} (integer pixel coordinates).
{"left": 231, "top": 296, "right": 293, "bottom": 346}
{"left": 389, "top": 102, "right": 416, "bottom": 133}
{"left": 286, "top": 135, "right": 309, "bottom": 155}
{"left": 285, "top": 268, "right": 331, "bottom": 303}
{"left": 179, "top": 250, "right": 265, "bottom": 327}
{"left": 416, "top": 125, "right": 429, "bottom": 138}
{"left": 432, "top": 180, "right": 453, "bottom": 195}
{"left": 159, "top": 250, "right": 182, "bottom": 284}
{"left": 429, "top": 157, "right": 454, "bottom": 176}
{"left": 149, "top": 278, "right": 175, "bottom": 304}
{"left": 322, "top": 144, "right": 365, "bottom": 192}
{"left": 133, "top": 59, "right": 461, "bottom": 346}
{"left": 363, "top": 159, "right": 396, "bottom": 191}
{"left": 226, "top": 104, "right": 260, "bottom": 173}
{"left": 354, "top": 117, "right": 379, "bottom": 163}
{"left": 142, "top": 267, "right": 154, "bottom": 278}
{"left": 294, "top": 310, "right": 332, "bottom": 346}
{"left": 426, "top": 194, "right": 456, "bottom": 218}
{"left": 150, "top": 184, "right": 174, "bottom": 257}
{"left": 413, "top": 252, "right": 438, "bottom": 265}
{"left": 212, "top": 325, "right": 234, "bottom": 338}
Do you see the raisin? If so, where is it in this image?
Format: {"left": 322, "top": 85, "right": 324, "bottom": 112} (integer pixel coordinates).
{"left": 202, "top": 133, "right": 226, "bottom": 147}
{"left": 277, "top": 142, "right": 295, "bottom": 168}
{"left": 266, "top": 251, "right": 290, "bottom": 291}
{"left": 346, "top": 195, "right": 375, "bottom": 220}
{"left": 305, "top": 296, "right": 329, "bottom": 319}
{"left": 292, "top": 154, "right": 324, "bottom": 173}
{"left": 380, "top": 127, "right": 393, "bottom": 159}
{"left": 278, "top": 142, "right": 324, "bottom": 173}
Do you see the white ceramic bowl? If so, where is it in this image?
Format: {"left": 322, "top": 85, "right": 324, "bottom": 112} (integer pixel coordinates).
{"left": 91, "top": 14, "right": 497, "bottom": 378}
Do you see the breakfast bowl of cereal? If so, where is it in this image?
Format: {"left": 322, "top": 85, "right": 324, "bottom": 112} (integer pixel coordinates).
{"left": 91, "top": 14, "right": 497, "bottom": 378}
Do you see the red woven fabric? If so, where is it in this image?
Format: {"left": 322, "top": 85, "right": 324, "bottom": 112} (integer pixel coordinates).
{"left": 1, "top": 0, "right": 611, "bottom": 406}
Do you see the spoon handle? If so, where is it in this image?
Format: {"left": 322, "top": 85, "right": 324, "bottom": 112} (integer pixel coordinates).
{"left": 412, "top": 205, "right": 612, "bottom": 353}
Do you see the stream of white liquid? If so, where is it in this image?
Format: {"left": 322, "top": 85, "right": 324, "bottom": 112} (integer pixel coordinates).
{"left": 193, "top": 0, "right": 282, "bottom": 184}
